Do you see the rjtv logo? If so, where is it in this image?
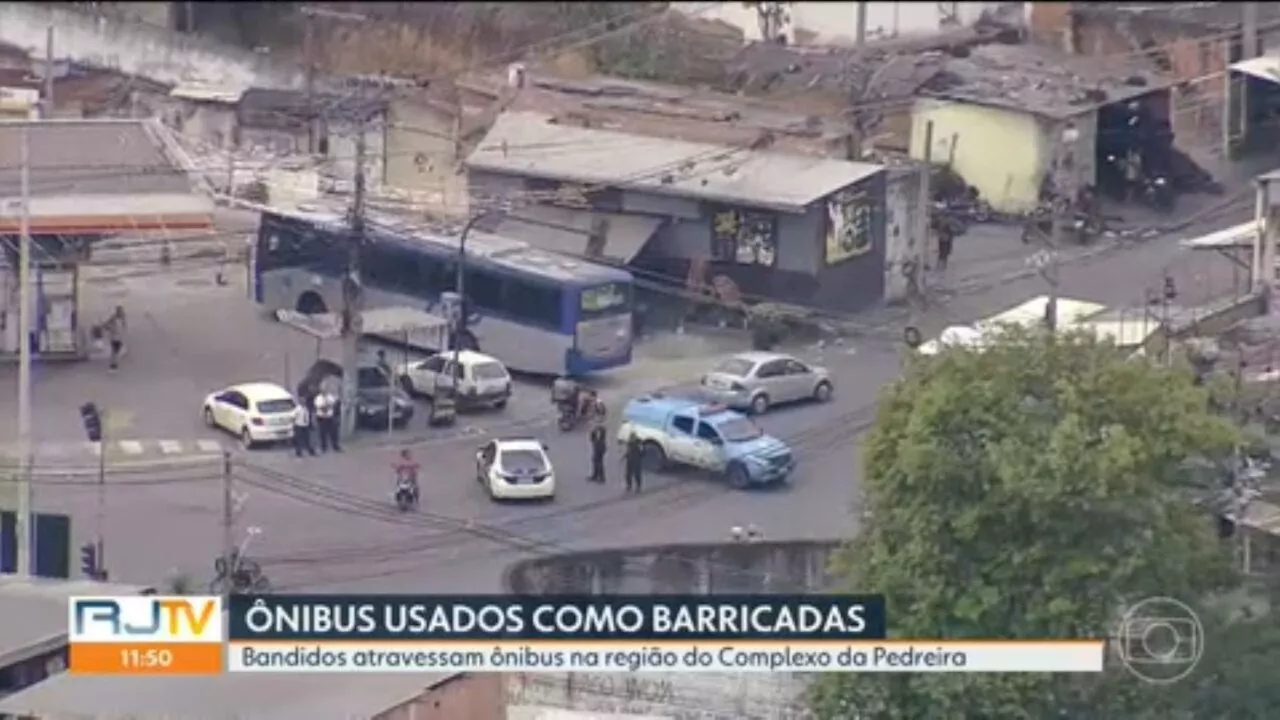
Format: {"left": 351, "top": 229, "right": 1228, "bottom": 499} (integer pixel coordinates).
{"left": 70, "top": 596, "right": 224, "bottom": 643}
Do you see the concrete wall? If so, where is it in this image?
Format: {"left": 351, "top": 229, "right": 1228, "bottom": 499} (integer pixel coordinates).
{"left": 676, "top": 1, "right": 1007, "bottom": 45}
{"left": 0, "top": 3, "right": 302, "bottom": 89}
{"left": 505, "top": 670, "right": 810, "bottom": 720}
{"left": 505, "top": 541, "right": 840, "bottom": 595}
{"left": 910, "top": 98, "right": 1047, "bottom": 213}
{"left": 383, "top": 100, "right": 467, "bottom": 213}
{"left": 503, "top": 541, "right": 838, "bottom": 719}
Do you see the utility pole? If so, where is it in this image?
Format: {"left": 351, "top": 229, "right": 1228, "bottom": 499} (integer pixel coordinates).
{"left": 16, "top": 126, "right": 33, "bottom": 577}
{"left": 96, "top": 410, "right": 107, "bottom": 580}
{"left": 1243, "top": 2, "right": 1261, "bottom": 60}
{"left": 300, "top": 6, "right": 368, "bottom": 155}
{"left": 1042, "top": 122, "right": 1080, "bottom": 334}
{"left": 916, "top": 120, "right": 934, "bottom": 290}
{"left": 339, "top": 117, "right": 368, "bottom": 438}
{"left": 302, "top": 8, "right": 317, "bottom": 154}
{"left": 41, "top": 27, "right": 54, "bottom": 119}
{"left": 221, "top": 451, "right": 234, "bottom": 599}
{"left": 452, "top": 212, "right": 489, "bottom": 400}
{"left": 855, "top": 2, "right": 868, "bottom": 46}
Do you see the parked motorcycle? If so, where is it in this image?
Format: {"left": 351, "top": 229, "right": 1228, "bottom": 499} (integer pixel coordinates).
{"left": 394, "top": 479, "right": 419, "bottom": 512}
{"left": 557, "top": 395, "right": 606, "bottom": 432}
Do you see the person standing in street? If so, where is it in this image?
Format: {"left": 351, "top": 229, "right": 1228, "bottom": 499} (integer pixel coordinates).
{"left": 103, "top": 305, "right": 127, "bottom": 371}
{"left": 588, "top": 424, "right": 607, "bottom": 483}
{"left": 292, "top": 401, "right": 315, "bottom": 457}
{"left": 314, "top": 387, "right": 340, "bottom": 453}
{"left": 623, "top": 432, "right": 643, "bottom": 493}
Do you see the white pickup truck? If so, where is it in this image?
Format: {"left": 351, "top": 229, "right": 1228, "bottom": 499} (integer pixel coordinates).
{"left": 617, "top": 395, "right": 795, "bottom": 489}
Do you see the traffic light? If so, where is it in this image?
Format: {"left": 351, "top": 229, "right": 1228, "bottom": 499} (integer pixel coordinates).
{"left": 79, "top": 403, "right": 102, "bottom": 443}
{"left": 80, "top": 542, "right": 98, "bottom": 578}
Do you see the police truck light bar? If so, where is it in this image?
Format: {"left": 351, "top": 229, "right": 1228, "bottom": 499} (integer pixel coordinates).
{"left": 67, "top": 595, "right": 1108, "bottom": 674}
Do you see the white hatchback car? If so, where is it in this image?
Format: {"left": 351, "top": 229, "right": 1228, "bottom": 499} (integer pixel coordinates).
{"left": 202, "top": 382, "right": 298, "bottom": 449}
{"left": 475, "top": 438, "right": 556, "bottom": 501}
{"left": 397, "top": 350, "right": 512, "bottom": 411}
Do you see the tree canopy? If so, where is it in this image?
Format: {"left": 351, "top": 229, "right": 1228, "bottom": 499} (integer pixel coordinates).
{"left": 810, "top": 327, "right": 1249, "bottom": 719}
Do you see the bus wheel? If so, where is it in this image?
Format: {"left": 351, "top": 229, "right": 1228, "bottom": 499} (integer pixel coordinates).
{"left": 296, "top": 292, "right": 327, "bottom": 315}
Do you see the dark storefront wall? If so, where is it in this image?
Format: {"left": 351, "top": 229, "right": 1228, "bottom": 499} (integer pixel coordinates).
{"left": 644, "top": 174, "right": 887, "bottom": 315}
{"left": 466, "top": 170, "right": 887, "bottom": 314}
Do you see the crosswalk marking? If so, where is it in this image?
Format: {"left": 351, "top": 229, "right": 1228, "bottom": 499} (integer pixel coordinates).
{"left": 118, "top": 441, "right": 145, "bottom": 456}
{"left": 197, "top": 440, "right": 223, "bottom": 453}
{"left": 158, "top": 441, "right": 183, "bottom": 454}
{"left": 89, "top": 442, "right": 102, "bottom": 456}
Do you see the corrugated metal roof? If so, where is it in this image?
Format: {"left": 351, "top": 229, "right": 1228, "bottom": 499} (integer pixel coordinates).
{"left": 494, "top": 205, "right": 662, "bottom": 263}
{"left": 978, "top": 296, "right": 1107, "bottom": 329}
{"left": 466, "top": 111, "right": 884, "bottom": 213}
{"left": 1239, "top": 499, "right": 1280, "bottom": 536}
{"left": 924, "top": 44, "right": 1177, "bottom": 120}
{"left": 0, "top": 119, "right": 195, "bottom": 199}
{"left": 1231, "top": 56, "right": 1280, "bottom": 84}
{"left": 170, "top": 82, "right": 246, "bottom": 104}
{"left": 1180, "top": 221, "right": 1260, "bottom": 249}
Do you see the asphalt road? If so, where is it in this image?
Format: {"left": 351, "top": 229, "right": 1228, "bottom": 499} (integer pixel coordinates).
{"left": 0, "top": 218, "right": 1243, "bottom": 593}
{"left": 1, "top": 264, "right": 895, "bottom": 592}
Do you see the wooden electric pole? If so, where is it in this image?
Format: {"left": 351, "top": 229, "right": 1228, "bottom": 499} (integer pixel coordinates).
{"left": 339, "top": 116, "right": 368, "bottom": 438}
{"left": 299, "top": 6, "right": 368, "bottom": 154}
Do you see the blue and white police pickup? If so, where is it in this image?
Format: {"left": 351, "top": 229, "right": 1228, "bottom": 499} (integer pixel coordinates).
{"left": 617, "top": 395, "right": 796, "bottom": 489}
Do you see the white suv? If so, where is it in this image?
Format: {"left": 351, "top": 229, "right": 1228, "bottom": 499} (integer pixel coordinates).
{"left": 397, "top": 350, "right": 512, "bottom": 410}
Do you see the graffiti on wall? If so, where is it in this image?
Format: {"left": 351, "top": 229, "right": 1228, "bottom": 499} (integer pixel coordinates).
{"left": 824, "top": 188, "right": 874, "bottom": 265}
{"left": 712, "top": 208, "right": 778, "bottom": 266}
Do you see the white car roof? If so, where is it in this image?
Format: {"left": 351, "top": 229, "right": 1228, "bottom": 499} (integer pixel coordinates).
{"left": 228, "top": 382, "right": 294, "bottom": 401}
{"left": 730, "top": 351, "right": 792, "bottom": 365}
{"left": 448, "top": 350, "right": 505, "bottom": 367}
{"left": 494, "top": 438, "right": 545, "bottom": 452}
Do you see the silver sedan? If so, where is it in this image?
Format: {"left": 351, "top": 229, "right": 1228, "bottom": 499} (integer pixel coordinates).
{"left": 699, "top": 351, "right": 834, "bottom": 415}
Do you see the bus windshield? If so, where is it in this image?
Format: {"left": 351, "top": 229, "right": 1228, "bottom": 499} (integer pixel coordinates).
{"left": 579, "top": 282, "right": 631, "bottom": 319}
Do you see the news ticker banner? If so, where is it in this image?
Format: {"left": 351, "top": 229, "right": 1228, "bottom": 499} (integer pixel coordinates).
{"left": 70, "top": 594, "right": 1214, "bottom": 677}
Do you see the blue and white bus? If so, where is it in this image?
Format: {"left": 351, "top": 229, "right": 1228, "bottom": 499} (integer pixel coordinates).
{"left": 253, "top": 208, "right": 634, "bottom": 376}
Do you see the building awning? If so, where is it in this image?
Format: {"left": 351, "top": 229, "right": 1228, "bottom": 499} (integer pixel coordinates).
{"left": 494, "top": 205, "right": 662, "bottom": 264}
{"left": 1231, "top": 56, "right": 1280, "bottom": 84}
{"left": 0, "top": 194, "right": 215, "bottom": 234}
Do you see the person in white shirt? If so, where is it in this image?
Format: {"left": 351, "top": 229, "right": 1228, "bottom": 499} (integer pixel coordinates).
{"left": 314, "top": 389, "right": 340, "bottom": 452}
{"left": 292, "top": 403, "right": 315, "bottom": 457}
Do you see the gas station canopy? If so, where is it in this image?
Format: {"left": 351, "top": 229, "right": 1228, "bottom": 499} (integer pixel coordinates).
{"left": 0, "top": 119, "right": 214, "bottom": 235}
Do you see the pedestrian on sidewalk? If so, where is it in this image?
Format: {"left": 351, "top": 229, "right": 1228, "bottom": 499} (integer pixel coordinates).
{"left": 292, "top": 402, "right": 315, "bottom": 457}
{"left": 102, "top": 305, "right": 127, "bottom": 370}
{"left": 314, "top": 387, "right": 341, "bottom": 453}
{"left": 588, "top": 424, "right": 607, "bottom": 483}
{"left": 623, "top": 431, "right": 643, "bottom": 493}
{"left": 936, "top": 225, "right": 953, "bottom": 272}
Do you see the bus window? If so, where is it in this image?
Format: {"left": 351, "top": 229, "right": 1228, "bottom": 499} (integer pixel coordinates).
{"left": 421, "top": 256, "right": 456, "bottom": 295}
{"left": 466, "top": 268, "right": 503, "bottom": 311}
{"left": 362, "top": 243, "right": 419, "bottom": 296}
{"left": 506, "top": 279, "right": 563, "bottom": 328}
{"left": 579, "top": 282, "right": 631, "bottom": 319}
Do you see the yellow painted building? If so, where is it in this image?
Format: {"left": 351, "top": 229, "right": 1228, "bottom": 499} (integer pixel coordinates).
{"left": 909, "top": 97, "right": 1060, "bottom": 214}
